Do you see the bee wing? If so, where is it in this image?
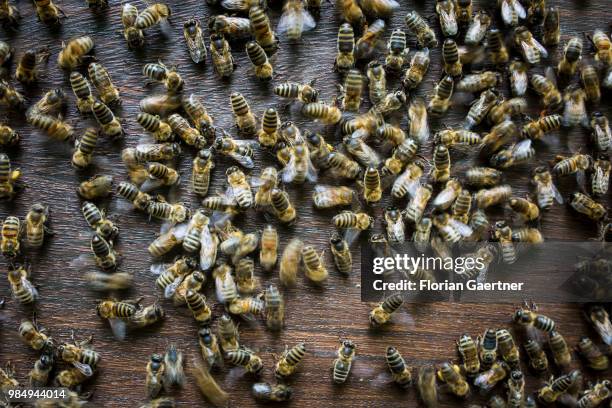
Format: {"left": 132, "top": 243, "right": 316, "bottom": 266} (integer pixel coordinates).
{"left": 164, "top": 276, "right": 183, "bottom": 299}
{"left": 432, "top": 187, "right": 454, "bottom": 208}
{"left": 200, "top": 227, "right": 218, "bottom": 271}
{"left": 511, "top": 70, "right": 528, "bottom": 96}
{"left": 594, "top": 319, "right": 612, "bottom": 345}
{"left": 72, "top": 361, "right": 93, "bottom": 377}
{"left": 172, "top": 222, "right": 189, "bottom": 240}
{"left": 186, "top": 36, "right": 206, "bottom": 64}
{"left": 140, "top": 177, "right": 165, "bottom": 193}
{"left": 228, "top": 151, "right": 255, "bottom": 169}
{"left": 439, "top": 10, "right": 458, "bottom": 36}
{"left": 215, "top": 272, "right": 236, "bottom": 304}
{"left": 519, "top": 40, "right": 538, "bottom": 64}
{"left": 449, "top": 219, "right": 473, "bottom": 237}
{"left": 513, "top": 0, "right": 526, "bottom": 18}
{"left": 150, "top": 263, "right": 167, "bottom": 276}
{"left": 500, "top": 0, "right": 514, "bottom": 25}
{"left": 305, "top": 153, "right": 318, "bottom": 182}
{"left": 21, "top": 278, "right": 39, "bottom": 300}
{"left": 389, "top": 221, "right": 405, "bottom": 243}
{"left": 474, "top": 370, "right": 494, "bottom": 391}
{"left": 277, "top": 8, "right": 298, "bottom": 35}
{"left": 532, "top": 38, "right": 548, "bottom": 59}
{"left": 576, "top": 170, "right": 586, "bottom": 190}
{"left": 220, "top": 0, "right": 248, "bottom": 11}
{"left": 343, "top": 228, "right": 361, "bottom": 247}
{"left": 280, "top": 153, "right": 298, "bottom": 184}
{"left": 68, "top": 254, "right": 95, "bottom": 271}
{"left": 108, "top": 318, "right": 127, "bottom": 341}
{"left": 550, "top": 181, "right": 564, "bottom": 204}
{"left": 513, "top": 139, "right": 533, "bottom": 156}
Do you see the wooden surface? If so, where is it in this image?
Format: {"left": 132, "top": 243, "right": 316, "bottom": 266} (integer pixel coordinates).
{"left": 0, "top": 0, "right": 610, "bottom": 407}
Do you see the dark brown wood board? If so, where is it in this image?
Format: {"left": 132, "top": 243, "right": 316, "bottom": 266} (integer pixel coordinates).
{"left": 0, "top": 0, "right": 610, "bottom": 407}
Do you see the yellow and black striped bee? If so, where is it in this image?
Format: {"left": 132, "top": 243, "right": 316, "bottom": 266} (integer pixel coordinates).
{"left": 264, "top": 284, "right": 284, "bottom": 331}
{"left": 486, "top": 28, "right": 509, "bottom": 66}
{"left": 183, "top": 19, "right": 206, "bottom": 64}
{"left": 121, "top": 3, "right": 144, "bottom": 49}
{"left": 542, "top": 6, "right": 560, "bottom": 46}
{"left": 246, "top": 41, "right": 273, "bottom": 81}
{"left": 249, "top": 6, "right": 278, "bottom": 56}
{"left": 191, "top": 149, "right": 214, "bottom": 197}
{"left": 275, "top": 342, "right": 305, "bottom": 380}
{"left": 25, "top": 203, "right": 50, "bottom": 248}
{"left": 88, "top": 62, "right": 120, "bottom": 106}
{"left": 405, "top": 11, "right": 437, "bottom": 48}
{"left": 385, "top": 346, "right": 412, "bottom": 389}
{"left": 182, "top": 94, "right": 215, "bottom": 142}
{"left": 0, "top": 154, "right": 20, "bottom": 201}
{"left": 15, "top": 48, "right": 48, "bottom": 85}
{"left": 428, "top": 75, "right": 454, "bottom": 117}
{"left": 437, "top": 362, "right": 470, "bottom": 398}
{"left": 92, "top": 102, "right": 123, "bottom": 140}
{"left": 442, "top": 39, "right": 462, "bottom": 77}
{"left": 0, "top": 123, "right": 18, "bottom": 147}
{"left": 33, "top": 0, "right": 65, "bottom": 25}
{"left": 369, "top": 293, "right": 403, "bottom": 326}
{"left": 355, "top": 19, "right": 385, "bottom": 61}
{"left": 226, "top": 347, "right": 264, "bottom": 375}
{"left": 275, "top": 81, "right": 319, "bottom": 104}
{"left": 167, "top": 113, "right": 206, "bottom": 149}
{"left": 538, "top": 370, "right": 581, "bottom": 403}
{"left": 8, "top": 264, "right": 37, "bottom": 304}
{"left": 335, "top": 23, "right": 355, "bottom": 73}
{"left": 143, "top": 61, "right": 183, "bottom": 94}
{"left": 592, "top": 155, "right": 610, "bottom": 196}
{"left": 28, "top": 113, "right": 73, "bottom": 142}
{"left": 330, "top": 233, "right": 352, "bottom": 275}
{"left": 96, "top": 298, "right": 141, "bottom": 340}
{"left": 57, "top": 37, "right": 94, "bottom": 71}
{"left": 301, "top": 244, "right": 327, "bottom": 283}
{"left": 338, "top": 69, "right": 363, "bottom": 112}
{"left": 332, "top": 340, "right": 356, "bottom": 384}
{"left": 403, "top": 48, "right": 430, "bottom": 90}
{"left": 69, "top": 72, "right": 95, "bottom": 114}
{"left": 135, "top": 3, "right": 171, "bottom": 30}
{"left": 230, "top": 92, "right": 257, "bottom": 137}
{"left": 209, "top": 34, "right": 235, "bottom": 79}
{"left": 0, "top": 80, "right": 23, "bottom": 110}
{"left": 464, "top": 10, "right": 489, "bottom": 45}
{"left": 208, "top": 15, "right": 251, "bottom": 41}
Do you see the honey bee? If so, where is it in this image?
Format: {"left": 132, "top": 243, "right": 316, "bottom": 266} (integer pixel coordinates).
{"left": 556, "top": 37, "right": 583, "bottom": 80}
{"left": 402, "top": 184, "right": 431, "bottom": 225}
{"left": 355, "top": 19, "right": 385, "bottom": 60}
{"left": 487, "top": 98, "right": 527, "bottom": 127}
{"left": 538, "top": 370, "right": 581, "bottom": 403}
{"left": 370, "top": 90, "right": 406, "bottom": 117}
{"left": 139, "top": 94, "right": 182, "bottom": 117}
{"left": 486, "top": 29, "right": 509, "bottom": 66}
{"left": 384, "top": 29, "right": 408, "bottom": 72}
{"left": 15, "top": 48, "right": 48, "bottom": 84}
{"left": 184, "top": 290, "right": 212, "bottom": 324}
{"left": 277, "top": 0, "right": 316, "bottom": 42}
{"left": 465, "top": 167, "right": 501, "bottom": 188}
{"left": 28, "top": 88, "right": 65, "bottom": 120}
{"left": 402, "top": 48, "right": 430, "bottom": 91}
{"left": 434, "top": 213, "right": 473, "bottom": 243}
{"left": 264, "top": 284, "right": 284, "bottom": 331}
{"left": 0, "top": 0, "right": 19, "bottom": 29}
{"left": 28, "top": 113, "right": 73, "bottom": 142}
{"left": 254, "top": 225, "right": 278, "bottom": 273}
{"left": 542, "top": 6, "right": 560, "bottom": 46}
{"left": 29, "top": 348, "right": 54, "bottom": 387}
{"left": 328, "top": 233, "right": 351, "bottom": 275}
{"left": 457, "top": 334, "right": 479, "bottom": 377}
{"left": 147, "top": 196, "right": 190, "bottom": 223}
{"left": 25, "top": 203, "right": 50, "bottom": 248}
{"left": 383, "top": 207, "right": 404, "bottom": 244}
{"left": 338, "top": 69, "right": 363, "bottom": 112}
{"left": 522, "top": 114, "right": 562, "bottom": 141}
{"left": 19, "top": 318, "right": 52, "bottom": 351}
{"left": 509, "top": 196, "right": 539, "bottom": 221}
{"left": 590, "top": 30, "right": 612, "bottom": 66}
{"left": 92, "top": 102, "right": 123, "bottom": 141}
{"left": 227, "top": 347, "right": 264, "bottom": 375}
{"left": 209, "top": 34, "right": 235, "bottom": 78}
{"left": 436, "top": 0, "right": 457, "bottom": 37}
{"left": 273, "top": 342, "right": 306, "bottom": 380}
{"left": 581, "top": 65, "right": 601, "bottom": 103}
{"left": 88, "top": 62, "right": 120, "bottom": 106}
{"left": 0, "top": 123, "right": 18, "bottom": 147}
{"left": 363, "top": 63, "right": 386, "bottom": 108}
{"left": 332, "top": 340, "right": 356, "bottom": 384}
{"left": 335, "top": 23, "right": 355, "bottom": 73}
{"left": 475, "top": 185, "right": 512, "bottom": 209}
{"left": 182, "top": 19, "right": 206, "bottom": 64}
{"left": 214, "top": 135, "right": 255, "bottom": 170}
{"left": 382, "top": 346, "right": 412, "bottom": 389}
{"left": 148, "top": 223, "right": 188, "bottom": 258}
{"left": 135, "top": 3, "right": 171, "bottom": 30}
{"left": 548, "top": 330, "right": 571, "bottom": 368}
{"left": 456, "top": 71, "right": 500, "bottom": 94}
{"left": 591, "top": 156, "right": 610, "bottom": 196}
{"left": 437, "top": 362, "right": 470, "bottom": 398}
{"left": 531, "top": 72, "right": 562, "bottom": 112}
{"left": 208, "top": 15, "right": 251, "bottom": 40}
{"left": 301, "top": 245, "right": 328, "bottom": 283}
{"left": 428, "top": 75, "right": 454, "bottom": 117}
{"left": 503, "top": 60, "right": 528, "bottom": 97}
{"left": 243, "top": 42, "right": 272, "bottom": 82}
{"left": 121, "top": 3, "right": 144, "bottom": 49}
{"left": 162, "top": 344, "right": 185, "bottom": 390}
{"left": 0, "top": 80, "right": 22, "bottom": 110}
{"left": 152, "top": 256, "right": 198, "bottom": 299}
{"left": 405, "top": 11, "right": 437, "bottom": 48}
{"left": 143, "top": 62, "right": 184, "bottom": 95}
{"left": 497, "top": 328, "right": 520, "bottom": 369}
{"left": 511, "top": 227, "right": 543, "bottom": 243}
{"left": 464, "top": 89, "right": 499, "bottom": 130}
{"left": 464, "top": 11, "right": 490, "bottom": 45}
{"left": 218, "top": 314, "right": 240, "bottom": 352}
{"left": 90, "top": 232, "right": 117, "bottom": 270}
{"left": 443, "top": 39, "right": 462, "bottom": 77}
{"left": 84, "top": 271, "right": 132, "bottom": 291}
{"left": 117, "top": 181, "right": 152, "bottom": 211}
{"left": 577, "top": 380, "right": 612, "bottom": 408}
{"left": 361, "top": 166, "right": 381, "bottom": 204}
{"left": 197, "top": 327, "right": 223, "bottom": 370}
{"left": 280, "top": 238, "right": 303, "bottom": 287}
{"left": 250, "top": 6, "right": 278, "bottom": 56}
{"left": 166, "top": 114, "right": 206, "bottom": 149}
{"left": 480, "top": 120, "right": 518, "bottom": 158}
{"left": 275, "top": 81, "right": 319, "bottom": 104}
{"left": 181, "top": 210, "right": 209, "bottom": 254}
{"left": 0, "top": 362, "right": 19, "bottom": 391}
{"left": 145, "top": 354, "right": 165, "bottom": 399}
{"left": 1, "top": 216, "right": 21, "bottom": 257}
{"left": 524, "top": 339, "right": 548, "bottom": 372}
{"left": 336, "top": 0, "right": 365, "bottom": 29}
{"left": 33, "top": 0, "right": 64, "bottom": 24}
{"left": 499, "top": 0, "right": 525, "bottom": 27}
{"left": 474, "top": 361, "right": 510, "bottom": 392}
{"left": 531, "top": 166, "right": 562, "bottom": 210}
{"left": 391, "top": 161, "right": 424, "bottom": 199}
{"left": 224, "top": 166, "right": 253, "bottom": 210}
{"left": 513, "top": 304, "right": 555, "bottom": 332}
{"left": 234, "top": 258, "right": 257, "bottom": 295}
{"left": 96, "top": 298, "right": 141, "bottom": 340}
{"left": 569, "top": 192, "right": 607, "bottom": 221}
{"left": 302, "top": 102, "right": 342, "bottom": 125}
{"left": 58, "top": 334, "right": 100, "bottom": 378}
{"left": 476, "top": 328, "right": 497, "bottom": 371}
{"left": 417, "top": 366, "right": 438, "bottom": 408}
{"left": 411, "top": 217, "right": 431, "bottom": 253}
{"left": 369, "top": 293, "right": 403, "bottom": 326}
{"left": 229, "top": 92, "right": 257, "bottom": 137}
{"left": 493, "top": 221, "right": 516, "bottom": 264}
{"left": 77, "top": 175, "right": 113, "bottom": 200}
{"left": 57, "top": 367, "right": 88, "bottom": 388}
{"left": 432, "top": 179, "right": 462, "bottom": 211}
{"left": 136, "top": 114, "right": 172, "bottom": 143}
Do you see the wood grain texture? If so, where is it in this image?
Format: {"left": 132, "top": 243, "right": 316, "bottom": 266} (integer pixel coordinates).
{"left": 0, "top": 0, "right": 610, "bottom": 407}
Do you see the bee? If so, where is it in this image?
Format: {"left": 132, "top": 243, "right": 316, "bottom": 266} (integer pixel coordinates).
{"left": 269, "top": 188, "right": 295, "bottom": 223}
{"left": 410, "top": 217, "right": 431, "bottom": 253}
{"left": 391, "top": 161, "right": 424, "bottom": 199}
{"left": 513, "top": 305, "right": 555, "bottom": 332}
{"left": 405, "top": 11, "right": 437, "bottom": 48}
{"left": 191, "top": 361, "right": 229, "bottom": 407}
{"left": 181, "top": 210, "right": 209, "bottom": 254}
{"left": 117, "top": 181, "right": 152, "bottom": 211}
{"left": 417, "top": 366, "right": 438, "bottom": 408}
{"left": 428, "top": 75, "right": 454, "bottom": 116}
{"left": 58, "top": 335, "right": 100, "bottom": 377}
{"left": 591, "top": 30, "right": 612, "bottom": 66}
{"left": 148, "top": 224, "right": 187, "bottom": 258}
{"left": 145, "top": 354, "right": 165, "bottom": 399}
{"left": 279, "top": 238, "right": 302, "bottom": 287}
{"left": 84, "top": 271, "right": 132, "bottom": 291}
{"left": 538, "top": 370, "right": 581, "bottom": 403}
{"left": 478, "top": 328, "right": 497, "bottom": 371}
{"left": 589, "top": 112, "right": 611, "bottom": 152}
{"left": 335, "top": 23, "right": 355, "bottom": 73}
{"left": 277, "top": 0, "right": 316, "bottom": 42}
{"left": 436, "top": 0, "right": 457, "bottom": 37}
{"left": 263, "top": 284, "right": 284, "bottom": 331}
{"left": 29, "top": 348, "right": 54, "bottom": 387}
{"left": 218, "top": 314, "right": 240, "bottom": 352}
{"left": 162, "top": 344, "right": 185, "bottom": 390}
{"left": 274, "top": 342, "right": 305, "bottom": 380}
{"left": 437, "top": 362, "right": 470, "bottom": 398}
{"left": 121, "top": 3, "right": 144, "bottom": 49}
{"left": 96, "top": 298, "right": 141, "bottom": 339}
{"left": 577, "top": 336, "right": 609, "bottom": 370}
{"left": 274, "top": 81, "right": 319, "bottom": 104}
{"left": 25, "top": 203, "right": 50, "bottom": 248}
{"left": 249, "top": 6, "right": 278, "bottom": 56}
{"left": 302, "top": 102, "right": 342, "bottom": 125}
{"left": 524, "top": 339, "right": 548, "bottom": 372}
{"left": 338, "top": 69, "right": 363, "bottom": 112}
{"left": 29, "top": 113, "right": 73, "bottom": 142}
{"left": 531, "top": 166, "right": 562, "bottom": 210}
{"left": 255, "top": 110, "right": 279, "bottom": 149}
{"left": 0, "top": 123, "right": 17, "bottom": 147}
{"left": 136, "top": 113, "right": 172, "bottom": 143}
{"left": 92, "top": 102, "right": 123, "bottom": 141}
{"left": 325, "top": 152, "right": 360, "bottom": 180}
{"left": 371, "top": 89, "right": 406, "bottom": 117}
{"left": 384, "top": 29, "right": 408, "bottom": 72}
{"left": 227, "top": 347, "right": 264, "bottom": 375}
{"left": 380, "top": 347, "right": 412, "bottom": 390}
{"left": 457, "top": 334, "right": 479, "bottom": 377}
{"left": 456, "top": 72, "right": 500, "bottom": 94}
{"left": 209, "top": 34, "right": 235, "bottom": 78}
{"left": 252, "top": 167, "right": 278, "bottom": 209}
{"left": 543, "top": 7, "right": 560, "bottom": 46}
{"left": 464, "top": 89, "right": 499, "bottom": 130}
{"left": 254, "top": 224, "right": 279, "bottom": 273}
{"left": 33, "top": 0, "right": 64, "bottom": 24}
{"left": 235, "top": 258, "right": 257, "bottom": 294}
{"left": 581, "top": 65, "right": 601, "bottom": 103}
{"left": 88, "top": 62, "right": 120, "bottom": 106}
{"left": 438, "top": 39, "right": 463, "bottom": 77}
{"left": 0, "top": 81, "right": 22, "bottom": 111}
{"left": 336, "top": 0, "right": 364, "bottom": 29}
{"left": 90, "top": 233, "right": 117, "bottom": 270}
{"left": 364, "top": 63, "right": 386, "bottom": 108}
{"left": 361, "top": 166, "right": 381, "bottom": 204}
{"left": 435, "top": 129, "right": 481, "bottom": 148}
{"left": 228, "top": 92, "right": 257, "bottom": 137}
{"left": 197, "top": 327, "right": 223, "bottom": 370}
{"left": 139, "top": 93, "right": 182, "bottom": 116}
{"left": 369, "top": 293, "right": 403, "bottom": 327}
{"left": 494, "top": 221, "right": 516, "bottom": 264}
{"left": 1, "top": 216, "right": 21, "bottom": 257}
{"left": 0, "top": 362, "right": 19, "bottom": 391}
{"left": 243, "top": 43, "right": 272, "bottom": 83}
{"left": 486, "top": 29, "right": 509, "bottom": 66}
{"left": 531, "top": 73, "right": 562, "bottom": 112}
{"left": 481, "top": 120, "right": 519, "bottom": 159}
{"left": 455, "top": 0, "right": 473, "bottom": 24}
{"left": 577, "top": 380, "right": 612, "bottom": 408}
{"left": 167, "top": 113, "right": 206, "bottom": 149}
{"left": 0, "top": 155, "right": 19, "bottom": 201}
{"left": 402, "top": 48, "right": 430, "bottom": 90}
{"left": 509, "top": 197, "right": 539, "bottom": 221}
{"left": 499, "top": 0, "right": 525, "bottom": 27}
{"left": 557, "top": 37, "right": 583, "bottom": 80}
{"left": 333, "top": 340, "right": 356, "bottom": 384}
{"left": 522, "top": 114, "right": 562, "bottom": 141}
{"left": 208, "top": 15, "right": 251, "bottom": 40}
{"left": 183, "top": 19, "right": 206, "bottom": 64}
{"left": 511, "top": 227, "right": 543, "bottom": 243}
{"left": 380, "top": 139, "right": 417, "bottom": 177}
{"left": 550, "top": 331, "right": 571, "bottom": 367}
{"left": 327, "top": 233, "right": 351, "bottom": 275}
{"left": 153, "top": 257, "right": 198, "bottom": 299}
{"left": 301, "top": 245, "right": 328, "bottom": 283}
{"left": 334, "top": 211, "right": 374, "bottom": 233}
{"left": 403, "top": 184, "right": 431, "bottom": 225}
{"left": 465, "top": 167, "right": 501, "bottom": 188}
{"left": 135, "top": 3, "right": 171, "bottom": 30}
{"left": 433, "top": 179, "right": 462, "bottom": 211}
{"left": 514, "top": 26, "right": 547, "bottom": 65}
{"left": 476, "top": 364, "right": 511, "bottom": 394}
{"left": 497, "top": 328, "right": 520, "bottom": 369}
{"left": 182, "top": 95, "right": 215, "bottom": 141}
{"left": 184, "top": 290, "right": 212, "bottom": 324}
{"left": 27, "top": 88, "right": 65, "bottom": 119}
{"left": 253, "top": 383, "right": 292, "bottom": 403}
{"left": 592, "top": 156, "right": 610, "bottom": 196}
{"left": 225, "top": 166, "right": 253, "bottom": 210}
{"left": 553, "top": 153, "right": 592, "bottom": 178}
{"left": 57, "top": 367, "right": 88, "bottom": 388}
{"left": 432, "top": 144, "right": 451, "bottom": 183}
{"left": 146, "top": 162, "right": 180, "bottom": 189}
{"left": 19, "top": 319, "right": 52, "bottom": 351}
{"left": 312, "top": 186, "right": 355, "bottom": 212}
{"left": 383, "top": 207, "right": 405, "bottom": 243}
{"left": 147, "top": 197, "right": 190, "bottom": 223}
{"left": 586, "top": 305, "right": 612, "bottom": 346}
{"left": 465, "top": 11, "right": 490, "bottom": 45}
{"left": 489, "top": 98, "right": 529, "bottom": 126}
{"left": 77, "top": 175, "right": 113, "bottom": 200}
{"left": 504, "top": 60, "right": 528, "bottom": 97}
{"left": 355, "top": 19, "right": 385, "bottom": 60}
{"left": 15, "top": 49, "right": 47, "bottom": 84}
{"left": 434, "top": 213, "right": 473, "bottom": 243}
{"left": 143, "top": 61, "right": 183, "bottom": 95}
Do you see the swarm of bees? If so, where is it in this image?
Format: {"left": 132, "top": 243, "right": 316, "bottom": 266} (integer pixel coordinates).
{"left": 0, "top": 0, "right": 610, "bottom": 406}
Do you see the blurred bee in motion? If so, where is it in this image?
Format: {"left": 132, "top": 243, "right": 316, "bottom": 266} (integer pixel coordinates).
{"left": 417, "top": 366, "right": 437, "bottom": 408}
{"left": 1, "top": 216, "right": 21, "bottom": 257}
{"left": 335, "top": 23, "right": 355, "bottom": 73}
{"left": 162, "top": 344, "right": 185, "bottom": 391}
{"left": 28, "top": 88, "right": 64, "bottom": 119}
{"left": 56, "top": 367, "right": 88, "bottom": 388}
{"left": 494, "top": 221, "right": 516, "bottom": 264}
{"left": 252, "top": 383, "right": 292, "bottom": 402}
{"left": 88, "top": 62, "right": 120, "bottom": 106}
{"left": 524, "top": 338, "right": 548, "bottom": 373}
{"left": 569, "top": 192, "right": 606, "bottom": 221}
{"left": 336, "top": 0, "right": 365, "bottom": 29}
{"left": 277, "top": 0, "right": 316, "bottom": 42}
{"left": 586, "top": 305, "right": 612, "bottom": 346}
{"left": 77, "top": 174, "right": 113, "bottom": 200}
{"left": 249, "top": 6, "right": 278, "bottom": 56}
{"left": 581, "top": 64, "right": 601, "bottom": 104}
{"left": 404, "top": 184, "right": 432, "bottom": 225}
{"left": 145, "top": 354, "right": 165, "bottom": 399}
{"left": 466, "top": 167, "right": 502, "bottom": 188}
{"left": 403, "top": 48, "right": 430, "bottom": 90}
{"left": 366, "top": 62, "right": 386, "bottom": 107}
{"left": 8, "top": 264, "right": 37, "bottom": 304}
{"left": 226, "top": 347, "right": 264, "bottom": 375}
{"left": 0, "top": 80, "right": 24, "bottom": 110}
{"left": 280, "top": 238, "right": 302, "bottom": 287}
{"left": 435, "top": 128, "right": 481, "bottom": 148}
{"left": 167, "top": 113, "right": 206, "bottom": 149}
{"left": 428, "top": 75, "right": 454, "bottom": 116}
{"left": 456, "top": 71, "right": 500, "bottom": 93}
{"left": 0, "top": 123, "right": 18, "bottom": 147}
{"left": 264, "top": 284, "right": 284, "bottom": 331}
{"left": 258, "top": 224, "right": 278, "bottom": 272}
{"left": 433, "top": 213, "right": 473, "bottom": 243}
{"left": 28, "top": 113, "right": 73, "bottom": 142}
{"left": 135, "top": 3, "right": 171, "bottom": 30}
{"left": 542, "top": 6, "right": 560, "bottom": 46}
{"left": 480, "top": 120, "right": 519, "bottom": 159}
{"left": 508, "top": 196, "right": 539, "bottom": 221}
{"left": 531, "top": 72, "right": 562, "bottom": 112}
{"left": 436, "top": 0, "right": 457, "bottom": 37}
{"left": 25, "top": 203, "right": 50, "bottom": 248}
{"left": 512, "top": 227, "right": 543, "bottom": 244}
{"left": 591, "top": 155, "right": 610, "bottom": 196}
{"left": 57, "top": 36, "right": 94, "bottom": 71}
{"left": 437, "top": 362, "right": 470, "bottom": 398}
{"left": 391, "top": 160, "right": 424, "bottom": 199}
{"left": 475, "top": 362, "right": 510, "bottom": 393}
{"left": 0, "top": 154, "right": 20, "bottom": 201}
{"left": 369, "top": 293, "right": 403, "bottom": 327}
{"left": 302, "top": 244, "right": 327, "bottom": 283}
{"left": 183, "top": 19, "right": 206, "bottom": 64}
{"left": 590, "top": 30, "right": 612, "bottom": 66}
{"left": 0, "top": 0, "right": 19, "bottom": 29}
{"left": 246, "top": 41, "right": 273, "bottom": 82}
{"left": 84, "top": 271, "right": 132, "bottom": 291}
{"left": 252, "top": 166, "right": 278, "bottom": 209}
{"left": 210, "top": 33, "right": 235, "bottom": 78}
{"left": 370, "top": 90, "right": 406, "bottom": 117}
{"left": 532, "top": 166, "right": 563, "bottom": 210}
{"left": 538, "top": 370, "right": 581, "bottom": 403}
{"left": 33, "top": 0, "right": 65, "bottom": 25}
{"left": 451, "top": 190, "right": 472, "bottom": 225}
{"left": 507, "top": 59, "right": 528, "bottom": 97}
{"left": 514, "top": 26, "right": 547, "bottom": 65}
{"left": 143, "top": 61, "right": 184, "bottom": 94}
{"left": 486, "top": 29, "right": 509, "bottom": 66}
{"left": 384, "top": 29, "right": 407, "bottom": 72}
{"left": 121, "top": 3, "right": 144, "bottom": 49}
{"left": 499, "top": 0, "right": 525, "bottom": 27}
{"left": 404, "top": 11, "right": 437, "bottom": 48}
{"left": 590, "top": 112, "right": 611, "bottom": 152}
{"left": 464, "top": 11, "right": 490, "bottom": 45}
{"left": 235, "top": 257, "right": 257, "bottom": 294}
{"left": 332, "top": 340, "right": 355, "bottom": 384}
{"left": 15, "top": 48, "right": 48, "bottom": 85}
{"left": 208, "top": 15, "right": 251, "bottom": 41}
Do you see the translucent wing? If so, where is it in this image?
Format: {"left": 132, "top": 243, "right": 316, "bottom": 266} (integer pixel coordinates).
{"left": 432, "top": 188, "right": 455, "bottom": 208}
{"left": 164, "top": 276, "right": 183, "bottom": 299}
{"left": 513, "top": 0, "right": 526, "bottom": 18}
{"left": 450, "top": 219, "right": 473, "bottom": 237}
{"left": 150, "top": 263, "right": 167, "bottom": 276}
{"left": 277, "top": 8, "right": 298, "bottom": 35}
{"left": 550, "top": 181, "right": 564, "bottom": 204}
{"left": 511, "top": 70, "right": 528, "bottom": 96}
{"left": 500, "top": 0, "right": 514, "bottom": 25}
{"left": 109, "top": 318, "right": 127, "bottom": 341}
{"left": 343, "top": 228, "right": 361, "bottom": 247}
{"left": 280, "top": 152, "right": 297, "bottom": 184}
{"left": 172, "top": 222, "right": 189, "bottom": 240}
{"left": 576, "top": 170, "right": 586, "bottom": 190}
{"left": 594, "top": 319, "right": 612, "bottom": 345}
{"left": 140, "top": 177, "right": 165, "bottom": 193}
{"left": 220, "top": 0, "right": 249, "bottom": 11}
{"left": 186, "top": 36, "right": 206, "bottom": 64}
{"left": 73, "top": 361, "right": 93, "bottom": 377}
{"left": 520, "top": 41, "right": 538, "bottom": 64}
{"left": 200, "top": 227, "right": 218, "bottom": 271}
{"left": 21, "top": 278, "right": 39, "bottom": 301}
{"left": 514, "top": 139, "right": 532, "bottom": 156}
{"left": 228, "top": 152, "right": 255, "bottom": 169}
{"left": 440, "top": 11, "right": 458, "bottom": 36}
{"left": 302, "top": 9, "right": 316, "bottom": 31}
{"left": 69, "top": 254, "right": 95, "bottom": 270}
{"left": 305, "top": 153, "right": 318, "bottom": 182}
{"left": 533, "top": 38, "right": 548, "bottom": 59}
